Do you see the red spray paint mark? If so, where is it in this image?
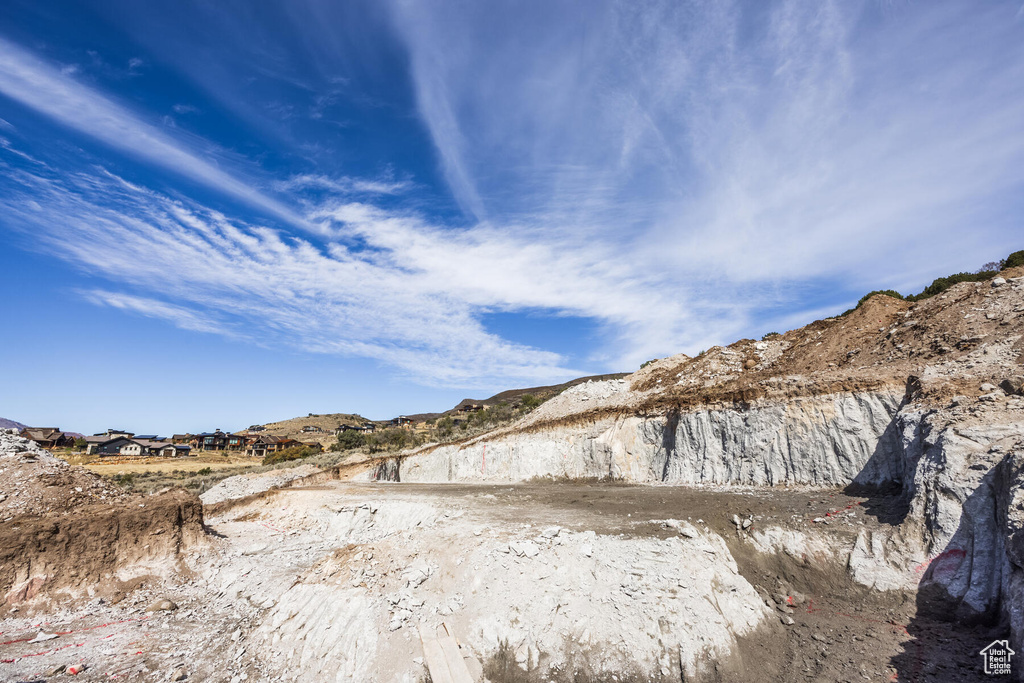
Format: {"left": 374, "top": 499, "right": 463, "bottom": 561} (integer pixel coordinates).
{"left": 1, "top": 617, "right": 150, "bottom": 646}
{"left": 913, "top": 548, "right": 967, "bottom": 576}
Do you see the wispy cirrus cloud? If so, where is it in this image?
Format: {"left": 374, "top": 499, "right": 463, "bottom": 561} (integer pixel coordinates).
{"left": 0, "top": 36, "right": 310, "bottom": 231}
{"left": 391, "top": 0, "right": 1024, "bottom": 289}
{"left": 274, "top": 173, "right": 412, "bottom": 196}
{"left": 3, "top": 0, "right": 1024, "bottom": 392}
{"left": 0, "top": 160, "right": 594, "bottom": 385}
{"left": 82, "top": 290, "right": 229, "bottom": 336}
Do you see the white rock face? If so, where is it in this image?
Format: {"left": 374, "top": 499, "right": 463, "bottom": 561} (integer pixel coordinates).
{"left": 391, "top": 388, "right": 1024, "bottom": 662}
{"left": 397, "top": 390, "right": 904, "bottom": 487}
{"left": 890, "top": 407, "right": 1024, "bottom": 629}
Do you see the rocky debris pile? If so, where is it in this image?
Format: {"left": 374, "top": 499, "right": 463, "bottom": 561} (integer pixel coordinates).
{"left": 522, "top": 378, "right": 632, "bottom": 423}
{"left": 200, "top": 463, "right": 321, "bottom": 505}
{"left": 0, "top": 429, "right": 125, "bottom": 521}
{"left": 0, "top": 583, "right": 268, "bottom": 682}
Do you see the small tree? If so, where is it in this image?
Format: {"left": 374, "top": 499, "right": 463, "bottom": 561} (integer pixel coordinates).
{"left": 383, "top": 428, "right": 408, "bottom": 451}
{"left": 74, "top": 437, "right": 88, "bottom": 450}
{"left": 1005, "top": 250, "right": 1024, "bottom": 270}
{"left": 335, "top": 430, "right": 366, "bottom": 451}
{"left": 519, "top": 394, "right": 541, "bottom": 411}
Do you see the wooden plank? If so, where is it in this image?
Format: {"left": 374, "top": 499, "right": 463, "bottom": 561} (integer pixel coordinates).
{"left": 418, "top": 623, "right": 455, "bottom": 683}
{"left": 436, "top": 623, "right": 476, "bottom": 683}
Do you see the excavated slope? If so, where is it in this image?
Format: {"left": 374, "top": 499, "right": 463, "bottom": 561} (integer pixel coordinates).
{"left": 382, "top": 269, "right": 1024, "bottom": 674}
{"left": 0, "top": 430, "right": 205, "bottom": 609}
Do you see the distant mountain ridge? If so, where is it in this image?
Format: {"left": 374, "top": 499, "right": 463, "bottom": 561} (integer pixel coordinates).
{"left": 0, "top": 418, "right": 28, "bottom": 431}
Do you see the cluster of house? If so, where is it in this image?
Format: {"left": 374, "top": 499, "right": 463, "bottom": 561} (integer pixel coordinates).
{"left": 83, "top": 429, "right": 330, "bottom": 459}
{"left": 16, "top": 425, "right": 364, "bottom": 459}
{"left": 17, "top": 418, "right": 427, "bottom": 459}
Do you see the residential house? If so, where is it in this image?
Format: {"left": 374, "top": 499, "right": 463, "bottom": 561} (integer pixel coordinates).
{"left": 101, "top": 429, "right": 135, "bottom": 439}
{"left": 245, "top": 435, "right": 301, "bottom": 458}
{"left": 390, "top": 416, "right": 414, "bottom": 429}
{"left": 225, "top": 433, "right": 249, "bottom": 451}
{"left": 171, "top": 434, "right": 192, "bottom": 444}
{"left": 191, "top": 430, "right": 230, "bottom": 451}
{"left": 301, "top": 425, "right": 323, "bottom": 433}
{"left": 335, "top": 423, "right": 376, "bottom": 435}
{"left": 84, "top": 435, "right": 110, "bottom": 454}
{"left": 157, "top": 444, "right": 192, "bottom": 457}
{"left": 119, "top": 439, "right": 165, "bottom": 456}
{"left": 91, "top": 437, "right": 136, "bottom": 456}
{"left": 247, "top": 425, "right": 267, "bottom": 433}
{"left": 20, "top": 428, "right": 76, "bottom": 449}
{"left": 92, "top": 437, "right": 190, "bottom": 457}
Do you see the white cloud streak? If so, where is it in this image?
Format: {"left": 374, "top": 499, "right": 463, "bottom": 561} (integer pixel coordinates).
{"left": 3, "top": 1, "right": 1024, "bottom": 387}
{"left": 0, "top": 36, "right": 310, "bottom": 231}
{"left": 1, "top": 163, "right": 617, "bottom": 385}
{"left": 391, "top": 0, "right": 1024, "bottom": 288}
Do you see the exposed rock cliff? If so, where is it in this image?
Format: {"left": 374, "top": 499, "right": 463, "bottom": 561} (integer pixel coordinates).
{"left": 381, "top": 270, "right": 1024, "bottom": 669}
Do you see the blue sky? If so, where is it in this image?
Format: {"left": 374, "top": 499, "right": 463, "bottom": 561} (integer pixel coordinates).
{"left": 1, "top": 1, "right": 1023, "bottom": 435}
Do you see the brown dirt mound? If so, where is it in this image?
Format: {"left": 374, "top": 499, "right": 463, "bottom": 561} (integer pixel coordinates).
{"left": 0, "top": 431, "right": 205, "bottom": 612}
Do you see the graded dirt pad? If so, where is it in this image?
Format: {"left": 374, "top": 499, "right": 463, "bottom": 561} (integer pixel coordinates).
{"left": 2, "top": 479, "right": 1006, "bottom": 682}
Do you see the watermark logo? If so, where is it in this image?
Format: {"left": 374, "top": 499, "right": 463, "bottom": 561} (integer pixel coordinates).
{"left": 980, "top": 640, "right": 1015, "bottom": 675}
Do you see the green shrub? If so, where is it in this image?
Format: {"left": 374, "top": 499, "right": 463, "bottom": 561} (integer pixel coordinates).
{"left": 197, "top": 467, "right": 213, "bottom": 476}
{"left": 436, "top": 416, "right": 454, "bottom": 438}
{"left": 640, "top": 359, "right": 658, "bottom": 369}
{"left": 519, "top": 394, "right": 541, "bottom": 411}
{"left": 262, "top": 445, "right": 317, "bottom": 466}
{"left": 906, "top": 271, "right": 996, "bottom": 301}
{"left": 1004, "top": 250, "right": 1024, "bottom": 270}
{"left": 761, "top": 332, "right": 781, "bottom": 340}
{"left": 334, "top": 429, "right": 366, "bottom": 451}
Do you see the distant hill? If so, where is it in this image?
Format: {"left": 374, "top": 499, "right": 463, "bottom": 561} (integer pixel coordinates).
{"left": 0, "top": 418, "right": 27, "bottom": 430}
{"left": 402, "top": 373, "right": 631, "bottom": 422}
{"left": 255, "top": 412, "right": 374, "bottom": 445}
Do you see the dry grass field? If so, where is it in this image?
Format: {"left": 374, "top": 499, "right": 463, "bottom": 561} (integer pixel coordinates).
{"left": 81, "top": 452, "right": 256, "bottom": 476}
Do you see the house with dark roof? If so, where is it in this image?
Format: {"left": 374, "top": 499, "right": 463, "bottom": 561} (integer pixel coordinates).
{"left": 90, "top": 436, "right": 136, "bottom": 456}
{"left": 20, "top": 428, "right": 76, "bottom": 449}
{"left": 90, "top": 437, "right": 191, "bottom": 458}
{"left": 335, "top": 423, "right": 376, "bottom": 435}
{"left": 191, "top": 430, "right": 230, "bottom": 451}
{"left": 245, "top": 435, "right": 301, "bottom": 458}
